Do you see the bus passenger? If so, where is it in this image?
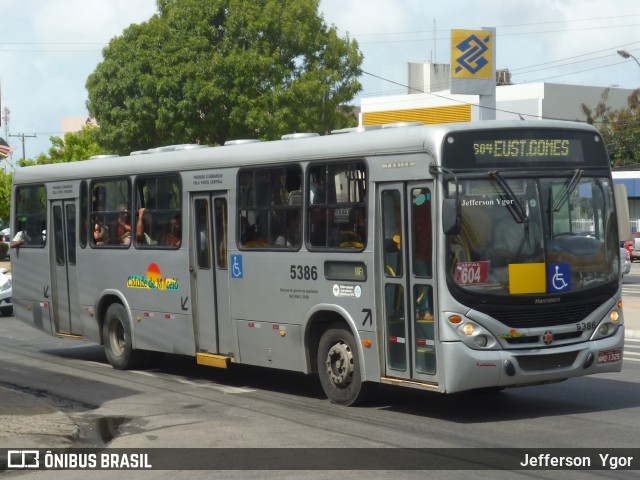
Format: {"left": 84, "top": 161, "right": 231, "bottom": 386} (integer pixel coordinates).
{"left": 135, "top": 207, "right": 154, "bottom": 245}
{"left": 161, "top": 215, "right": 181, "bottom": 247}
{"left": 117, "top": 204, "right": 132, "bottom": 245}
{"left": 92, "top": 216, "right": 108, "bottom": 245}
{"left": 10, "top": 227, "right": 29, "bottom": 248}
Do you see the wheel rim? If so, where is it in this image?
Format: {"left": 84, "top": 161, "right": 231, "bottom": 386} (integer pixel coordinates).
{"left": 108, "top": 319, "right": 126, "bottom": 357}
{"left": 325, "top": 340, "right": 354, "bottom": 388}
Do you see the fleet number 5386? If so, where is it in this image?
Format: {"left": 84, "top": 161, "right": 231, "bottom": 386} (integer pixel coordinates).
{"left": 290, "top": 265, "right": 318, "bottom": 281}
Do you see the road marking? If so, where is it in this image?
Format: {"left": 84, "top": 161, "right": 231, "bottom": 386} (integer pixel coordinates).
{"left": 131, "top": 369, "right": 254, "bottom": 394}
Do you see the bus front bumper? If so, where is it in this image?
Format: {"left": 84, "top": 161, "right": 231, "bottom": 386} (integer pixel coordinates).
{"left": 440, "top": 325, "right": 625, "bottom": 393}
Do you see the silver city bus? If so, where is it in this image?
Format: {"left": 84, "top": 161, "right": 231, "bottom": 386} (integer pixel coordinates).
{"left": 10, "top": 120, "right": 629, "bottom": 406}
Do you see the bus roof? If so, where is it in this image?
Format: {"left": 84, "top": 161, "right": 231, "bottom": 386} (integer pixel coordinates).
{"left": 13, "top": 119, "right": 598, "bottom": 185}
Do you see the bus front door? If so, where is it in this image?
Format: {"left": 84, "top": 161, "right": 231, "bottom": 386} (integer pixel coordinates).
{"left": 51, "top": 199, "right": 82, "bottom": 336}
{"left": 191, "top": 193, "right": 232, "bottom": 356}
{"left": 379, "top": 182, "right": 438, "bottom": 384}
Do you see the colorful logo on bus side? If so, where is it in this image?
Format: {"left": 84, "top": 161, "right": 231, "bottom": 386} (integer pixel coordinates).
{"left": 127, "top": 262, "right": 179, "bottom": 291}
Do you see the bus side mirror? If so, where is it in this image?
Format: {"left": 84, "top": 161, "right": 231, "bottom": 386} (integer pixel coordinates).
{"left": 442, "top": 198, "right": 461, "bottom": 235}
{"left": 614, "top": 183, "right": 631, "bottom": 242}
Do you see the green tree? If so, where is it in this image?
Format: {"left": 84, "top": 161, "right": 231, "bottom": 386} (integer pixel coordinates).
{"left": 599, "top": 89, "right": 640, "bottom": 167}
{"left": 18, "top": 126, "right": 106, "bottom": 166}
{"left": 582, "top": 88, "right": 640, "bottom": 166}
{"left": 86, "top": 0, "right": 362, "bottom": 155}
{"left": 0, "top": 169, "right": 12, "bottom": 224}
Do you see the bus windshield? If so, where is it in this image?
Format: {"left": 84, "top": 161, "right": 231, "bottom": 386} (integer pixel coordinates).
{"left": 446, "top": 175, "right": 619, "bottom": 297}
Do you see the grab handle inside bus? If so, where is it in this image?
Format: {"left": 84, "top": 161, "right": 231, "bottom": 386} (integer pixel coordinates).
{"left": 429, "top": 164, "right": 461, "bottom": 235}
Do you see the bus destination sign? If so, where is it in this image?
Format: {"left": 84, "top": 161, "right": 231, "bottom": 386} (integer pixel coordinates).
{"left": 442, "top": 129, "right": 609, "bottom": 169}
{"left": 473, "top": 139, "right": 570, "bottom": 159}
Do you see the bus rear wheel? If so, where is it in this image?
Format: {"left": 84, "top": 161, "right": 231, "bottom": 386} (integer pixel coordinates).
{"left": 317, "top": 324, "right": 373, "bottom": 406}
{"left": 103, "top": 303, "right": 143, "bottom": 370}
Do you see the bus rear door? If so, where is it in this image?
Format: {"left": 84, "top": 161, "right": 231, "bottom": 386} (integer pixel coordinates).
{"left": 191, "top": 193, "right": 232, "bottom": 356}
{"left": 51, "top": 199, "right": 82, "bottom": 336}
{"left": 378, "top": 182, "right": 438, "bottom": 384}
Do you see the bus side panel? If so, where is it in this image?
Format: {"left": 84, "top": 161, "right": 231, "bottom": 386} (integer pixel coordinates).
{"left": 12, "top": 249, "right": 54, "bottom": 335}
{"left": 78, "top": 305, "right": 101, "bottom": 343}
{"left": 131, "top": 309, "right": 195, "bottom": 356}
{"left": 76, "top": 249, "right": 195, "bottom": 355}
{"left": 228, "top": 251, "right": 377, "bottom": 376}
{"left": 235, "top": 320, "right": 304, "bottom": 371}
{"left": 14, "top": 300, "right": 54, "bottom": 336}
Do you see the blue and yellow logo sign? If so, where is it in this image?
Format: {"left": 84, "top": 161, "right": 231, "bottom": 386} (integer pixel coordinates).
{"left": 451, "top": 30, "right": 493, "bottom": 79}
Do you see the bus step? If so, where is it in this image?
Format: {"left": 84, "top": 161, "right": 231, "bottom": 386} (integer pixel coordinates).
{"left": 55, "top": 332, "right": 84, "bottom": 340}
{"left": 196, "top": 353, "right": 235, "bottom": 369}
{"left": 380, "top": 377, "right": 439, "bottom": 391}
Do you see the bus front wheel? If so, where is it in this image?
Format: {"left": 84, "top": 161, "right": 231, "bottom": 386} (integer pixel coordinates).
{"left": 317, "top": 324, "right": 373, "bottom": 406}
{"left": 103, "top": 303, "right": 143, "bottom": 370}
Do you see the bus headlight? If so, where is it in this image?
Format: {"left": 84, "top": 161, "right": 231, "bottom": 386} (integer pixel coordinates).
{"left": 446, "top": 315, "right": 499, "bottom": 350}
{"left": 590, "top": 309, "right": 621, "bottom": 341}
{"left": 462, "top": 323, "right": 475, "bottom": 336}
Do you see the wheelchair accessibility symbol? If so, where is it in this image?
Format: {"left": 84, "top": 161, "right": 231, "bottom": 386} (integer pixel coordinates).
{"left": 548, "top": 263, "right": 570, "bottom": 293}
{"left": 231, "top": 254, "right": 243, "bottom": 279}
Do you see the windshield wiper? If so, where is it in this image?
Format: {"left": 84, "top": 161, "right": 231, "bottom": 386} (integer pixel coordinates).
{"left": 552, "top": 169, "right": 584, "bottom": 212}
{"left": 489, "top": 170, "right": 526, "bottom": 224}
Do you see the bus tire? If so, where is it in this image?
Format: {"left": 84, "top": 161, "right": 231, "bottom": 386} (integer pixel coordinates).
{"left": 103, "top": 303, "right": 143, "bottom": 370}
{"left": 317, "top": 324, "right": 373, "bottom": 406}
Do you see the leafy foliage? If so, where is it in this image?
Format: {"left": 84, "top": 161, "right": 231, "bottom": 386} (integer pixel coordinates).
{"left": 86, "top": 0, "right": 363, "bottom": 155}
{"left": 582, "top": 88, "right": 640, "bottom": 167}
{"left": 0, "top": 169, "right": 12, "bottom": 224}
{"left": 18, "top": 126, "right": 106, "bottom": 166}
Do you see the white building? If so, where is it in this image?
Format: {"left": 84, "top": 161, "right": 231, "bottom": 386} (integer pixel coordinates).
{"left": 360, "top": 62, "right": 635, "bottom": 126}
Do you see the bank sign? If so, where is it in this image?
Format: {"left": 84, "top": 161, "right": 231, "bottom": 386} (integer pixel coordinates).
{"left": 451, "top": 29, "right": 493, "bottom": 79}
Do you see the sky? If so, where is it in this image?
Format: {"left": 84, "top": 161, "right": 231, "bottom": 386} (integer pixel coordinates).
{"left": 1, "top": 0, "right": 640, "bottom": 162}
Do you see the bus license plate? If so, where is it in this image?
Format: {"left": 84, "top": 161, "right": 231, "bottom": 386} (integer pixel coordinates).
{"left": 597, "top": 349, "right": 621, "bottom": 364}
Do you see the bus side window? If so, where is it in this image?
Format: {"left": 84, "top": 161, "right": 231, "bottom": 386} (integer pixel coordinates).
{"left": 13, "top": 185, "right": 47, "bottom": 249}
{"left": 238, "top": 166, "right": 301, "bottom": 249}
{"left": 214, "top": 198, "right": 228, "bottom": 269}
{"left": 411, "top": 188, "right": 432, "bottom": 278}
{"left": 195, "top": 199, "right": 210, "bottom": 268}
{"left": 134, "top": 175, "right": 181, "bottom": 248}
{"left": 90, "top": 179, "right": 131, "bottom": 248}
{"left": 307, "top": 162, "right": 366, "bottom": 250}
{"left": 381, "top": 190, "right": 402, "bottom": 277}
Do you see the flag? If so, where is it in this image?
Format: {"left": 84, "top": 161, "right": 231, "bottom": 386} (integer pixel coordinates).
{"left": 0, "top": 137, "right": 15, "bottom": 158}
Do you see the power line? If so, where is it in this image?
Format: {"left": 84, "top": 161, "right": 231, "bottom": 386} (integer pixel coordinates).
{"left": 9, "top": 133, "right": 36, "bottom": 161}
{"left": 353, "top": 13, "right": 640, "bottom": 37}
{"left": 356, "top": 23, "right": 640, "bottom": 45}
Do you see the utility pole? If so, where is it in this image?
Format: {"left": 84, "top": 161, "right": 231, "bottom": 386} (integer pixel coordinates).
{"left": 9, "top": 133, "right": 36, "bottom": 161}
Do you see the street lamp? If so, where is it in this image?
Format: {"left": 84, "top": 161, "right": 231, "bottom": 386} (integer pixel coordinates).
{"left": 617, "top": 49, "right": 640, "bottom": 68}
